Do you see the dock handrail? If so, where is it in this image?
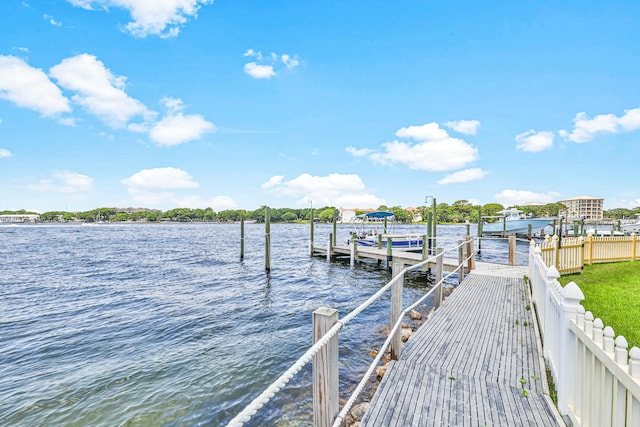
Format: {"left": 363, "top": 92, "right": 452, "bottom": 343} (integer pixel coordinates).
{"left": 226, "top": 237, "right": 474, "bottom": 427}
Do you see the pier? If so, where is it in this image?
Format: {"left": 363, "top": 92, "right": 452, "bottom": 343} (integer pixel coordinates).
{"left": 360, "top": 265, "right": 563, "bottom": 426}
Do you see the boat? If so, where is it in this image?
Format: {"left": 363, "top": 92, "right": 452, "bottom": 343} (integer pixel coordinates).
{"left": 482, "top": 208, "right": 553, "bottom": 236}
{"left": 621, "top": 220, "right": 640, "bottom": 234}
{"left": 351, "top": 211, "right": 423, "bottom": 250}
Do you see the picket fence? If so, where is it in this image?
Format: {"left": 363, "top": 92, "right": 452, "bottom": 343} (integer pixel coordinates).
{"left": 539, "top": 233, "right": 640, "bottom": 275}
{"left": 529, "top": 244, "right": 640, "bottom": 426}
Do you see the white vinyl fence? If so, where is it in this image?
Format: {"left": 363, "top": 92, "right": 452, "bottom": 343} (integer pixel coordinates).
{"left": 528, "top": 243, "right": 640, "bottom": 426}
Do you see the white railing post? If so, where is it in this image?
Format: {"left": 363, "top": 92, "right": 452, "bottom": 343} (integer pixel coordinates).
{"left": 390, "top": 262, "right": 404, "bottom": 361}
{"left": 556, "top": 281, "right": 585, "bottom": 417}
{"left": 313, "top": 307, "right": 339, "bottom": 427}
{"left": 543, "top": 265, "right": 560, "bottom": 355}
{"left": 457, "top": 239, "right": 464, "bottom": 284}
{"left": 435, "top": 247, "right": 443, "bottom": 308}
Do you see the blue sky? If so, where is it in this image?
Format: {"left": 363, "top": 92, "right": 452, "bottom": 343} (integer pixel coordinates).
{"left": 1, "top": 0, "right": 639, "bottom": 213}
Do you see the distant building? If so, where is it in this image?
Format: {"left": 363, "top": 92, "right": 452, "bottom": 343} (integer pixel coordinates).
{"left": 338, "top": 207, "right": 375, "bottom": 223}
{"left": 558, "top": 196, "right": 604, "bottom": 221}
{"left": 0, "top": 214, "right": 40, "bottom": 223}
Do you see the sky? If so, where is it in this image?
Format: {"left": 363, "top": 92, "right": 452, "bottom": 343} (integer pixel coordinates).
{"left": 1, "top": 1, "right": 639, "bottom": 213}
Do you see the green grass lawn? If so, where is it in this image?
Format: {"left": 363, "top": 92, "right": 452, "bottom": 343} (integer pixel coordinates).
{"left": 558, "top": 261, "right": 640, "bottom": 350}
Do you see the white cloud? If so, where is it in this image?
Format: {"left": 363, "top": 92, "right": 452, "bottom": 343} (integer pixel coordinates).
{"left": 0, "top": 55, "right": 71, "bottom": 117}
{"left": 44, "top": 14, "right": 62, "bottom": 27}
{"left": 122, "top": 167, "right": 199, "bottom": 190}
{"left": 559, "top": 108, "right": 640, "bottom": 143}
{"left": 494, "top": 189, "right": 560, "bottom": 206}
{"left": 66, "top": 0, "right": 213, "bottom": 38}
{"left": 243, "top": 49, "right": 300, "bottom": 79}
{"left": 443, "top": 120, "right": 481, "bottom": 135}
{"left": 370, "top": 139, "right": 478, "bottom": 171}
{"left": 395, "top": 123, "right": 449, "bottom": 141}
{"left": 0, "top": 148, "right": 12, "bottom": 158}
{"left": 50, "top": 54, "right": 153, "bottom": 128}
{"left": 160, "top": 96, "right": 186, "bottom": 114}
{"left": 261, "top": 173, "right": 385, "bottom": 208}
{"left": 437, "top": 168, "right": 488, "bottom": 184}
{"left": 261, "top": 175, "right": 284, "bottom": 190}
{"left": 14, "top": 47, "right": 30, "bottom": 53}
{"left": 281, "top": 54, "right": 300, "bottom": 69}
{"left": 345, "top": 146, "right": 374, "bottom": 157}
{"left": 148, "top": 113, "right": 215, "bottom": 146}
{"left": 350, "top": 122, "right": 479, "bottom": 171}
{"left": 27, "top": 171, "right": 93, "bottom": 193}
{"left": 122, "top": 167, "right": 234, "bottom": 209}
{"left": 244, "top": 62, "right": 275, "bottom": 79}
{"left": 515, "top": 130, "right": 554, "bottom": 152}
{"left": 58, "top": 117, "right": 78, "bottom": 126}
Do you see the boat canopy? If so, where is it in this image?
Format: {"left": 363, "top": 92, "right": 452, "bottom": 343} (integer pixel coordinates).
{"left": 357, "top": 211, "right": 394, "bottom": 219}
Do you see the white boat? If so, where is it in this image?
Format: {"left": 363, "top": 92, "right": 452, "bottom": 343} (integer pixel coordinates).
{"left": 621, "top": 221, "right": 640, "bottom": 234}
{"left": 482, "top": 208, "right": 552, "bottom": 236}
{"left": 351, "top": 211, "right": 423, "bottom": 250}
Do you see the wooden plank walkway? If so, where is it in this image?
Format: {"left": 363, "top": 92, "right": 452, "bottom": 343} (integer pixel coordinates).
{"left": 361, "top": 268, "right": 564, "bottom": 426}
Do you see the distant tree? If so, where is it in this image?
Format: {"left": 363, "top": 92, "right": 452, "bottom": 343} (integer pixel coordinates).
{"left": 282, "top": 212, "right": 298, "bottom": 222}
{"left": 318, "top": 208, "right": 336, "bottom": 222}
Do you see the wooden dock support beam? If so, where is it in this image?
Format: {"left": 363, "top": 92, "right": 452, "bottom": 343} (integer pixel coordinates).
{"left": 435, "top": 247, "right": 443, "bottom": 308}
{"left": 350, "top": 232, "right": 357, "bottom": 267}
{"left": 385, "top": 237, "right": 392, "bottom": 272}
{"left": 313, "top": 307, "right": 339, "bottom": 427}
{"left": 508, "top": 235, "right": 516, "bottom": 266}
{"left": 265, "top": 207, "right": 271, "bottom": 272}
{"left": 327, "top": 233, "right": 333, "bottom": 262}
{"left": 240, "top": 216, "right": 245, "bottom": 260}
{"left": 390, "top": 262, "right": 404, "bottom": 361}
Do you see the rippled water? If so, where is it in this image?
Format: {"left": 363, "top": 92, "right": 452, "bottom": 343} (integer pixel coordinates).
{"left": 0, "top": 223, "right": 523, "bottom": 426}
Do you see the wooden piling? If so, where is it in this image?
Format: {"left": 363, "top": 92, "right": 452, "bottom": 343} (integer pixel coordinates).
{"left": 312, "top": 307, "right": 339, "bottom": 427}
{"left": 432, "top": 198, "right": 437, "bottom": 251}
{"left": 426, "top": 211, "right": 433, "bottom": 255}
{"left": 332, "top": 210, "right": 337, "bottom": 246}
{"left": 508, "top": 235, "right": 516, "bottom": 265}
{"left": 435, "top": 247, "right": 443, "bottom": 308}
{"left": 240, "top": 216, "right": 245, "bottom": 260}
{"left": 265, "top": 207, "right": 271, "bottom": 271}
{"left": 386, "top": 237, "right": 393, "bottom": 272}
{"left": 390, "top": 262, "right": 403, "bottom": 361}
{"left": 327, "top": 233, "right": 333, "bottom": 262}
{"left": 477, "top": 206, "right": 483, "bottom": 255}
{"left": 310, "top": 206, "right": 314, "bottom": 256}
{"left": 350, "top": 232, "right": 357, "bottom": 267}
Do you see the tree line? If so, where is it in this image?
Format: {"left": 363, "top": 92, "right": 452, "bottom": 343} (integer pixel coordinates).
{"left": 2, "top": 201, "right": 639, "bottom": 223}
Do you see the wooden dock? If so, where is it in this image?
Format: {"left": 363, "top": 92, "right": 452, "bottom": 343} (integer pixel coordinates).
{"left": 360, "top": 267, "right": 565, "bottom": 426}
{"left": 312, "top": 244, "right": 466, "bottom": 272}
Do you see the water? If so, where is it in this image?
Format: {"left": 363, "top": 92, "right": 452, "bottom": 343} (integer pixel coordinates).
{"left": 0, "top": 223, "right": 521, "bottom": 426}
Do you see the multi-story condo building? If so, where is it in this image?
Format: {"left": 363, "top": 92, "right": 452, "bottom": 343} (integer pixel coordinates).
{"left": 559, "top": 196, "right": 604, "bottom": 221}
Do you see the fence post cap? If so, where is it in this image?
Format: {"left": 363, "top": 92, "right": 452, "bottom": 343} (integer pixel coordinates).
{"left": 593, "top": 318, "right": 604, "bottom": 329}
{"left": 577, "top": 305, "right": 586, "bottom": 314}
{"left": 585, "top": 311, "right": 594, "bottom": 321}
{"left": 604, "top": 326, "right": 615, "bottom": 338}
{"left": 630, "top": 347, "right": 640, "bottom": 359}
{"left": 562, "top": 281, "right": 585, "bottom": 301}
{"left": 615, "top": 335, "right": 629, "bottom": 349}
{"left": 546, "top": 265, "right": 561, "bottom": 279}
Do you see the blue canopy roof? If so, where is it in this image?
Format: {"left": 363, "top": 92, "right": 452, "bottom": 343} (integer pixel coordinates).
{"left": 357, "top": 211, "right": 394, "bottom": 219}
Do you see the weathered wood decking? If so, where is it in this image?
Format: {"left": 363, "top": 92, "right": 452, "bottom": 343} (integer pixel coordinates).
{"left": 361, "top": 268, "right": 564, "bottom": 426}
{"left": 313, "top": 244, "right": 465, "bottom": 272}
